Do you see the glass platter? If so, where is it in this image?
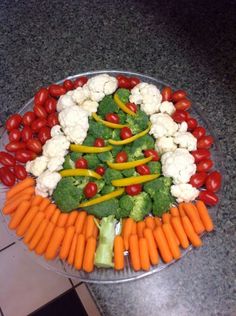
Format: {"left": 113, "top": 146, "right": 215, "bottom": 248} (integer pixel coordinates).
{"left": 0, "top": 70, "right": 225, "bottom": 283}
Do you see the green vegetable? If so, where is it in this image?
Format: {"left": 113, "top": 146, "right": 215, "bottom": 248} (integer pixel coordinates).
{"left": 115, "top": 207, "right": 131, "bottom": 219}
{"left": 117, "top": 110, "right": 127, "bottom": 124}
{"left": 147, "top": 161, "right": 161, "bottom": 174}
{"left": 121, "top": 168, "right": 137, "bottom": 177}
{"left": 101, "top": 185, "right": 115, "bottom": 195}
{"left": 84, "top": 198, "right": 119, "bottom": 218}
{"left": 116, "top": 88, "right": 130, "bottom": 103}
{"left": 94, "top": 179, "right": 105, "bottom": 193}
{"left": 131, "top": 135, "right": 155, "bottom": 158}
{"left": 97, "top": 95, "right": 118, "bottom": 116}
{"left": 111, "top": 145, "right": 123, "bottom": 157}
{"left": 118, "top": 195, "right": 134, "bottom": 217}
{"left": 153, "top": 192, "right": 175, "bottom": 217}
{"left": 126, "top": 109, "right": 149, "bottom": 134}
{"left": 104, "top": 168, "right": 123, "bottom": 185}
{"left": 83, "top": 154, "right": 100, "bottom": 169}
{"left": 97, "top": 151, "right": 113, "bottom": 163}
{"left": 143, "top": 177, "right": 172, "bottom": 198}
{"left": 63, "top": 155, "right": 75, "bottom": 169}
{"left": 88, "top": 120, "right": 112, "bottom": 139}
{"left": 82, "top": 135, "right": 96, "bottom": 146}
{"left": 111, "top": 129, "right": 121, "bottom": 140}
{"left": 70, "top": 152, "right": 83, "bottom": 162}
{"left": 129, "top": 192, "right": 152, "bottom": 221}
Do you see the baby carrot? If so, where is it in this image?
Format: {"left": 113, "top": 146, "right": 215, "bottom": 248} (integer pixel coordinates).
{"left": 139, "top": 238, "right": 150, "bottom": 271}
{"left": 195, "top": 200, "right": 214, "bottom": 232}
{"left": 50, "top": 208, "right": 61, "bottom": 224}
{"left": 85, "top": 215, "right": 95, "bottom": 240}
{"left": 23, "top": 211, "right": 45, "bottom": 244}
{"left": 57, "top": 213, "right": 69, "bottom": 228}
{"left": 171, "top": 217, "right": 189, "bottom": 249}
{"left": 16, "top": 206, "right": 39, "bottom": 237}
{"left": 143, "top": 228, "right": 159, "bottom": 265}
{"left": 75, "top": 211, "right": 87, "bottom": 234}
{"left": 183, "top": 203, "right": 205, "bottom": 235}
{"left": 67, "top": 233, "right": 77, "bottom": 265}
{"left": 35, "top": 222, "right": 55, "bottom": 255}
{"left": 121, "top": 218, "right": 127, "bottom": 237}
{"left": 6, "top": 186, "right": 35, "bottom": 205}
{"left": 123, "top": 218, "right": 134, "bottom": 250}
{"left": 31, "top": 195, "right": 43, "bottom": 206}
{"left": 74, "top": 234, "right": 86, "bottom": 270}
{"left": 178, "top": 203, "right": 186, "bottom": 217}
{"left": 93, "top": 224, "right": 99, "bottom": 239}
{"left": 131, "top": 222, "right": 137, "bottom": 235}
{"left": 145, "top": 216, "right": 156, "bottom": 230}
{"left": 59, "top": 226, "right": 75, "bottom": 260}
{"left": 181, "top": 216, "right": 202, "bottom": 247}
{"left": 8, "top": 200, "right": 31, "bottom": 229}
{"left": 170, "top": 207, "right": 180, "bottom": 217}
{"left": 6, "top": 177, "right": 35, "bottom": 199}
{"left": 44, "top": 204, "right": 57, "bottom": 220}
{"left": 82, "top": 237, "right": 97, "bottom": 273}
{"left": 129, "top": 234, "right": 141, "bottom": 271}
{"left": 39, "top": 198, "right": 51, "bottom": 212}
{"left": 44, "top": 226, "right": 65, "bottom": 260}
{"left": 114, "top": 235, "right": 125, "bottom": 270}
{"left": 137, "top": 221, "right": 146, "bottom": 238}
{"left": 2, "top": 194, "right": 32, "bottom": 215}
{"left": 162, "top": 213, "right": 171, "bottom": 223}
{"left": 162, "top": 223, "right": 181, "bottom": 260}
{"left": 66, "top": 210, "right": 78, "bottom": 227}
{"left": 153, "top": 226, "right": 173, "bottom": 263}
{"left": 28, "top": 218, "right": 48, "bottom": 250}
{"left": 154, "top": 217, "right": 162, "bottom": 227}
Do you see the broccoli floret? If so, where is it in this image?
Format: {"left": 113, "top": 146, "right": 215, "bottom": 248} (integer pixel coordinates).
{"left": 104, "top": 168, "right": 123, "bottom": 185}
{"left": 83, "top": 154, "right": 100, "bottom": 169}
{"left": 152, "top": 192, "right": 175, "bottom": 217}
{"left": 93, "top": 179, "right": 105, "bottom": 193}
{"left": 70, "top": 152, "right": 83, "bottom": 162}
{"left": 115, "top": 208, "right": 131, "bottom": 219}
{"left": 88, "top": 120, "right": 112, "bottom": 139}
{"left": 97, "top": 95, "right": 118, "bottom": 117}
{"left": 97, "top": 151, "right": 113, "bottom": 163}
{"left": 101, "top": 185, "right": 115, "bottom": 195}
{"left": 111, "top": 129, "right": 121, "bottom": 140}
{"left": 73, "top": 176, "right": 89, "bottom": 190}
{"left": 129, "top": 192, "right": 152, "bottom": 221}
{"left": 143, "top": 177, "right": 172, "bottom": 198}
{"left": 53, "top": 177, "right": 83, "bottom": 212}
{"left": 111, "top": 145, "right": 123, "bottom": 157}
{"left": 117, "top": 110, "right": 127, "bottom": 124}
{"left": 63, "top": 155, "right": 75, "bottom": 169}
{"left": 84, "top": 198, "right": 119, "bottom": 219}
{"left": 147, "top": 161, "right": 161, "bottom": 174}
{"left": 131, "top": 135, "right": 155, "bottom": 158}
{"left": 119, "top": 195, "right": 134, "bottom": 213}
{"left": 121, "top": 168, "right": 137, "bottom": 177}
{"left": 126, "top": 109, "right": 149, "bottom": 134}
{"left": 83, "top": 135, "right": 96, "bottom": 146}
{"left": 116, "top": 88, "right": 130, "bottom": 103}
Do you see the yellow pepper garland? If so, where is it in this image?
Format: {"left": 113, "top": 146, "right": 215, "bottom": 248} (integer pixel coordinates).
{"left": 70, "top": 144, "right": 112, "bottom": 153}
{"left": 79, "top": 188, "right": 125, "bottom": 207}
{"left": 112, "top": 174, "right": 159, "bottom": 186}
{"left": 60, "top": 168, "right": 102, "bottom": 179}
{"left": 114, "top": 93, "right": 136, "bottom": 116}
{"left": 107, "top": 156, "right": 153, "bottom": 170}
{"left": 92, "top": 112, "right": 128, "bottom": 129}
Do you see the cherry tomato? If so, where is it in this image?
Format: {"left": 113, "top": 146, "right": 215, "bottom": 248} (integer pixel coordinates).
{"left": 117, "top": 76, "right": 130, "bottom": 89}
{"left": 47, "top": 113, "right": 59, "bottom": 127}
{"left": 33, "top": 104, "right": 48, "bottom": 119}
{"left": 197, "top": 136, "right": 214, "bottom": 149}
{"left": 26, "top": 139, "right": 42, "bottom": 154}
{"left": 126, "top": 102, "right": 138, "bottom": 113}
{"left": 198, "top": 190, "right": 219, "bottom": 206}
{"left": 161, "top": 86, "right": 172, "bottom": 101}
{"left": 129, "top": 77, "right": 140, "bottom": 88}
{"left": 95, "top": 166, "right": 106, "bottom": 176}
{"left": 34, "top": 88, "right": 49, "bottom": 107}
{"left": 171, "top": 90, "right": 187, "bottom": 103}
{"left": 120, "top": 127, "right": 132, "bottom": 140}
{"left": 9, "top": 129, "right": 21, "bottom": 142}
{"left": 191, "top": 149, "right": 211, "bottom": 163}
{"left": 94, "top": 138, "right": 105, "bottom": 147}
{"left": 175, "top": 98, "right": 191, "bottom": 111}
{"left": 143, "top": 149, "right": 159, "bottom": 161}
{"left": 31, "top": 118, "right": 47, "bottom": 132}
{"left": 75, "top": 157, "right": 88, "bottom": 169}
{"left": 49, "top": 84, "right": 66, "bottom": 97}
{"left": 6, "top": 114, "right": 22, "bottom": 131}
{"left": 15, "top": 149, "right": 36, "bottom": 163}
{"left": 21, "top": 126, "right": 33, "bottom": 142}
{"left": 187, "top": 117, "right": 198, "bottom": 130}
{"left": 84, "top": 182, "right": 98, "bottom": 198}
{"left": 136, "top": 164, "right": 150, "bottom": 175}
{"left": 105, "top": 113, "right": 120, "bottom": 124}
{"left": 172, "top": 110, "right": 188, "bottom": 123}
{"left": 74, "top": 77, "right": 88, "bottom": 88}
{"left": 14, "top": 164, "right": 27, "bottom": 180}
{"left": 63, "top": 79, "right": 74, "bottom": 91}
{"left": 189, "top": 172, "right": 207, "bottom": 188}
{"left": 5, "top": 141, "right": 26, "bottom": 152}
{"left": 205, "top": 171, "right": 222, "bottom": 193}
{"left": 44, "top": 98, "right": 57, "bottom": 114}
{"left": 0, "top": 151, "right": 16, "bottom": 166}
{"left": 0, "top": 167, "right": 15, "bottom": 186}
{"left": 125, "top": 184, "right": 142, "bottom": 196}
{"left": 115, "top": 151, "right": 128, "bottom": 163}
{"left": 22, "top": 111, "right": 36, "bottom": 126}
{"left": 38, "top": 126, "right": 51, "bottom": 144}
{"left": 197, "top": 159, "right": 213, "bottom": 172}
{"left": 192, "top": 126, "right": 206, "bottom": 139}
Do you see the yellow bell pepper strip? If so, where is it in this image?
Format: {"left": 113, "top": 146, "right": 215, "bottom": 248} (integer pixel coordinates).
{"left": 112, "top": 174, "right": 159, "bottom": 187}
{"left": 79, "top": 188, "right": 125, "bottom": 207}
{"left": 108, "top": 123, "right": 151, "bottom": 146}
{"left": 60, "top": 169, "right": 102, "bottom": 179}
{"left": 114, "top": 93, "right": 136, "bottom": 116}
{"left": 70, "top": 144, "right": 112, "bottom": 153}
{"left": 107, "top": 156, "right": 153, "bottom": 170}
{"left": 92, "top": 112, "right": 128, "bottom": 129}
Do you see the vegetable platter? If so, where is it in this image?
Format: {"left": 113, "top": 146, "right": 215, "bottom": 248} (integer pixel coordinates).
{"left": 0, "top": 70, "right": 224, "bottom": 283}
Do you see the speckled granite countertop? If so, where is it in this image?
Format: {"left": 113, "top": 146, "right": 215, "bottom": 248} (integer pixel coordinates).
{"left": 1, "top": 0, "right": 236, "bottom": 315}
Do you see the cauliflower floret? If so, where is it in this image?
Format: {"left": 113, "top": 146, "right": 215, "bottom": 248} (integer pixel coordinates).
{"left": 35, "top": 170, "right": 61, "bottom": 197}
{"left": 80, "top": 100, "right": 99, "bottom": 115}
{"left": 171, "top": 183, "right": 199, "bottom": 203}
{"left": 57, "top": 92, "right": 75, "bottom": 112}
{"left": 161, "top": 148, "right": 196, "bottom": 184}
{"left": 159, "top": 101, "right": 176, "bottom": 115}
{"left": 72, "top": 86, "right": 90, "bottom": 105}
{"left": 47, "top": 156, "right": 65, "bottom": 172}
{"left": 155, "top": 136, "right": 177, "bottom": 154}
{"left": 178, "top": 121, "right": 188, "bottom": 132}
{"left": 149, "top": 113, "right": 178, "bottom": 138}
{"left": 174, "top": 131, "right": 197, "bottom": 151}
{"left": 43, "top": 135, "right": 70, "bottom": 158}
{"left": 129, "top": 83, "right": 162, "bottom": 115}
{"left": 26, "top": 156, "right": 48, "bottom": 177}
{"left": 64, "top": 125, "right": 88, "bottom": 144}
{"left": 50, "top": 125, "right": 64, "bottom": 137}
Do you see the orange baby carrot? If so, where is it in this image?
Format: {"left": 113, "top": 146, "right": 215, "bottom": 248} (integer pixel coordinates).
{"left": 139, "top": 238, "right": 150, "bottom": 271}
{"left": 6, "top": 177, "right": 35, "bottom": 199}
{"left": 44, "top": 204, "right": 57, "bottom": 220}
{"left": 44, "top": 226, "right": 65, "bottom": 260}
{"left": 129, "top": 234, "right": 141, "bottom": 271}
{"left": 66, "top": 210, "right": 78, "bottom": 227}
{"left": 28, "top": 218, "right": 48, "bottom": 251}
{"left": 143, "top": 228, "right": 159, "bottom": 265}
{"left": 170, "top": 207, "right": 180, "bottom": 217}
{"left": 153, "top": 226, "right": 173, "bottom": 263}
{"left": 145, "top": 216, "right": 156, "bottom": 230}
{"left": 162, "top": 223, "right": 181, "bottom": 260}
{"left": 162, "top": 213, "right": 171, "bottom": 223}
{"left": 6, "top": 186, "right": 35, "bottom": 205}
{"left": 8, "top": 200, "right": 31, "bottom": 229}
{"left": 82, "top": 236, "right": 96, "bottom": 273}
{"left": 67, "top": 233, "right": 77, "bottom": 265}
{"left": 59, "top": 226, "right": 75, "bottom": 260}
{"left": 85, "top": 215, "right": 95, "bottom": 240}
{"left": 74, "top": 234, "right": 86, "bottom": 270}
{"left": 171, "top": 216, "right": 189, "bottom": 249}
{"left": 35, "top": 222, "right": 55, "bottom": 255}
{"left": 178, "top": 203, "right": 186, "bottom": 217}
{"left": 121, "top": 218, "right": 127, "bottom": 237}
{"left": 137, "top": 221, "right": 146, "bottom": 238}
{"left": 123, "top": 218, "right": 134, "bottom": 250}
{"left": 131, "top": 222, "right": 137, "bottom": 235}
{"left": 2, "top": 194, "right": 32, "bottom": 215}
{"left": 195, "top": 200, "right": 214, "bottom": 232}
{"left": 50, "top": 208, "right": 61, "bottom": 224}
{"left": 23, "top": 211, "right": 45, "bottom": 244}
{"left": 57, "top": 213, "right": 69, "bottom": 228}
{"left": 114, "top": 235, "right": 125, "bottom": 270}
{"left": 31, "top": 195, "right": 43, "bottom": 206}
{"left": 154, "top": 217, "right": 162, "bottom": 227}
{"left": 181, "top": 216, "right": 202, "bottom": 247}
{"left": 75, "top": 211, "right": 87, "bottom": 234}
{"left": 16, "top": 206, "right": 39, "bottom": 237}
{"left": 93, "top": 224, "right": 99, "bottom": 239}
{"left": 39, "top": 198, "right": 51, "bottom": 212}
{"left": 183, "top": 203, "right": 205, "bottom": 235}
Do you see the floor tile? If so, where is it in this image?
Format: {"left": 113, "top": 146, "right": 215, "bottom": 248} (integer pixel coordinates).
{"left": 0, "top": 243, "right": 72, "bottom": 316}
{"left": 0, "top": 215, "right": 16, "bottom": 251}
{"left": 76, "top": 284, "right": 101, "bottom": 316}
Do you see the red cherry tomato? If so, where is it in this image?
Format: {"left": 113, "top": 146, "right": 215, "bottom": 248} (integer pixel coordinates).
{"left": 94, "top": 138, "right": 105, "bottom": 147}
{"left": 63, "top": 79, "right": 74, "bottom": 91}
{"left": 0, "top": 151, "right": 16, "bottom": 167}
{"left": 75, "top": 157, "right": 88, "bottom": 169}
{"left": 38, "top": 127, "right": 51, "bottom": 144}
{"left": 22, "top": 111, "right": 36, "bottom": 126}
{"left": 47, "top": 113, "right": 59, "bottom": 127}
{"left": 189, "top": 172, "right": 207, "bottom": 188}
{"left": 0, "top": 167, "right": 16, "bottom": 186}
{"left": 5, "top": 141, "right": 26, "bottom": 152}
{"left": 95, "top": 166, "right": 106, "bottom": 176}
{"left": 14, "top": 164, "right": 27, "bottom": 180}
{"left": 171, "top": 90, "right": 187, "bottom": 103}
{"left": 175, "top": 98, "right": 191, "bottom": 111}
{"left": 26, "top": 139, "right": 42, "bottom": 154}
{"left": 31, "top": 118, "right": 47, "bottom": 132}
{"left": 74, "top": 77, "right": 88, "bottom": 88}
{"left": 129, "top": 77, "right": 140, "bottom": 88}
{"left": 49, "top": 84, "right": 66, "bottom": 97}
{"left": 6, "top": 114, "right": 22, "bottom": 131}
{"left": 120, "top": 127, "right": 132, "bottom": 140}
{"left": 197, "top": 159, "right": 213, "bottom": 172}
{"left": 172, "top": 110, "right": 188, "bottom": 123}
{"left": 21, "top": 126, "right": 33, "bottom": 142}
{"left": 9, "top": 129, "right": 21, "bottom": 142}
{"left": 44, "top": 98, "right": 57, "bottom": 114}
{"left": 33, "top": 104, "right": 48, "bottom": 119}
{"left": 34, "top": 88, "right": 49, "bottom": 107}
{"left": 192, "top": 126, "right": 206, "bottom": 139}
{"left": 117, "top": 76, "right": 130, "bottom": 89}
{"left": 126, "top": 102, "right": 138, "bottom": 113}
{"left": 125, "top": 184, "right": 142, "bottom": 196}
{"left": 197, "top": 135, "right": 214, "bottom": 149}
{"left": 161, "top": 86, "right": 172, "bottom": 101}
{"left": 187, "top": 117, "right": 198, "bottom": 130}
{"left": 143, "top": 149, "right": 159, "bottom": 161}
{"left": 191, "top": 149, "right": 211, "bottom": 163}
{"left": 115, "top": 151, "right": 128, "bottom": 163}
{"left": 15, "top": 149, "right": 36, "bottom": 163}
{"left": 105, "top": 113, "right": 120, "bottom": 124}
{"left": 136, "top": 164, "right": 150, "bottom": 175}
{"left": 198, "top": 190, "right": 219, "bottom": 206}
{"left": 205, "top": 171, "right": 222, "bottom": 193}
{"left": 83, "top": 182, "right": 98, "bottom": 198}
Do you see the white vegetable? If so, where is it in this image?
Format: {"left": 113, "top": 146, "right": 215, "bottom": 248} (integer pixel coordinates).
{"left": 57, "top": 92, "right": 75, "bottom": 112}
{"left": 174, "top": 131, "right": 197, "bottom": 151}
{"left": 178, "top": 121, "right": 188, "bottom": 132}
{"left": 35, "top": 170, "right": 61, "bottom": 197}
{"left": 171, "top": 183, "right": 199, "bottom": 202}
{"left": 155, "top": 136, "right": 177, "bottom": 154}
{"left": 43, "top": 135, "right": 70, "bottom": 158}
{"left": 80, "top": 100, "right": 99, "bottom": 115}
{"left": 159, "top": 101, "right": 176, "bottom": 115}
{"left": 72, "top": 86, "right": 90, "bottom": 105}
{"left": 50, "top": 125, "right": 64, "bottom": 137}
{"left": 26, "top": 156, "right": 48, "bottom": 177}
{"left": 149, "top": 113, "right": 178, "bottom": 138}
